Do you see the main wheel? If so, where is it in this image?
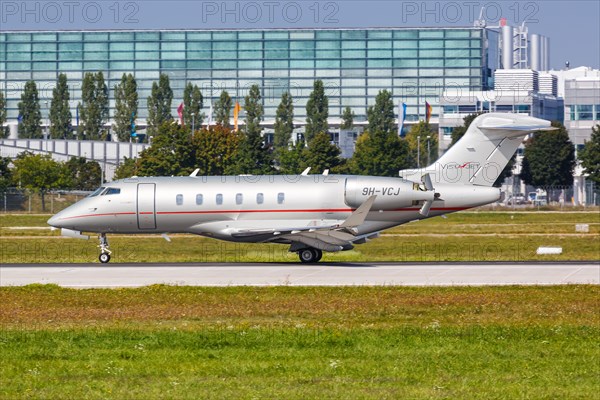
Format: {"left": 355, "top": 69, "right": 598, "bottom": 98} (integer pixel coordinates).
{"left": 99, "top": 253, "right": 111, "bottom": 264}
{"left": 314, "top": 249, "right": 323, "bottom": 262}
{"left": 299, "top": 248, "right": 319, "bottom": 263}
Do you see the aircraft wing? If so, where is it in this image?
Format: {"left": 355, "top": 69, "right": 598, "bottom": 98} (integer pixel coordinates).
{"left": 230, "top": 196, "right": 378, "bottom": 251}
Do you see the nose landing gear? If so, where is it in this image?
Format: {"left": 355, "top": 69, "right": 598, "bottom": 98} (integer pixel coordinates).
{"left": 98, "top": 233, "right": 112, "bottom": 263}
{"left": 298, "top": 248, "right": 323, "bottom": 263}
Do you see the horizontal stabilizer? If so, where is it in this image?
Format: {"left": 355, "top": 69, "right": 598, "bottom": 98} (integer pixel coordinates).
{"left": 479, "top": 125, "right": 557, "bottom": 131}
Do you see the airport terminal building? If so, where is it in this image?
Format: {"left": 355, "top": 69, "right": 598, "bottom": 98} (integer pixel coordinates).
{"left": 0, "top": 27, "right": 496, "bottom": 129}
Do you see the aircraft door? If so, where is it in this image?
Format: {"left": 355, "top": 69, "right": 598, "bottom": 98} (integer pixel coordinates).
{"left": 137, "top": 183, "right": 156, "bottom": 229}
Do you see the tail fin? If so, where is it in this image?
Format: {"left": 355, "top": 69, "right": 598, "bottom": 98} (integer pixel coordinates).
{"left": 400, "top": 113, "right": 554, "bottom": 186}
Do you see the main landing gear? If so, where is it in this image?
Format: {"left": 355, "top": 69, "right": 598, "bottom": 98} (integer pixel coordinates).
{"left": 98, "top": 233, "right": 112, "bottom": 263}
{"left": 298, "top": 248, "right": 323, "bottom": 264}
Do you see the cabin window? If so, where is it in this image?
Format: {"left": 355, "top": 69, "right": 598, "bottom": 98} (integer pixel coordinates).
{"left": 176, "top": 194, "right": 183, "bottom": 205}
{"left": 257, "top": 193, "right": 264, "bottom": 204}
{"left": 196, "top": 194, "right": 203, "bottom": 205}
{"left": 236, "top": 193, "right": 243, "bottom": 205}
{"left": 105, "top": 188, "right": 121, "bottom": 195}
{"left": 216, "top": 194, "right": 223, "bottom": 205}
{"left": 277, "top": 192, "right": 285, "bottom": 204}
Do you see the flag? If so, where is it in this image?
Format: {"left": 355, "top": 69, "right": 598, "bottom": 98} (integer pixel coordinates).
{"left": 130, "top": 112, "right": 137, "bottom": 137}
{"left": 398, "top": 102, "right": 407, "bottom": 136}
{"left": 233, "top": 101, "right": 242, "bottom": 132}
{"left": 17, "top": 114, "right": 23, "bottom": 124}
{"left": 177, "top": 102, "right": 184, "bottom": 126}
{"left": 425, "top": 101, "right": 432, "bottom": 124}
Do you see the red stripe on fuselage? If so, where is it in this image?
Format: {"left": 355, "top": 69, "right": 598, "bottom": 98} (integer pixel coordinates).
{"left": 156, "top": 208, "right": 354, "bottom": 215}
{"left": 58, "top": 207, "right": 469, "bottom": 221}
{"left": 60, "top": 212, "right": 136, "bottom": 220}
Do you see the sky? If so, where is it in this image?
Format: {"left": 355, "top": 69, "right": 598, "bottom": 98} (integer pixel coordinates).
{"left": 1, "top": 0, "right": 599, "bottom": 69}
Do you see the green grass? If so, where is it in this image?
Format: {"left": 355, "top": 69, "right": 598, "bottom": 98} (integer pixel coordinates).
{"left": 1, "top": 285, "right": 598, "bottom": 399}
{"left": 1, "top": 212, "right": 599, "bottom": 262}
{"left": 0, "top": 234, "right": 598, "bottom": 263}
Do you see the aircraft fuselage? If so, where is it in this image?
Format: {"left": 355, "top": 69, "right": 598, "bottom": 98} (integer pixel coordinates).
{"left": 49, "top": 174, "right": 500, "bottom": 242}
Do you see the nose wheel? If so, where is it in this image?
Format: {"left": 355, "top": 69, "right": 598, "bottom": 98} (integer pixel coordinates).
{"left": 98, "top": 233, "right": 112, "bottom": 263}
{"left": 298, "top": 248, "right": 323, "bottom": 263}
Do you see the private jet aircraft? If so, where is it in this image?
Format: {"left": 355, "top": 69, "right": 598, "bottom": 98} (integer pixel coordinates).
{"left": 48, "top": 113, "right": 553, "bottom": 263}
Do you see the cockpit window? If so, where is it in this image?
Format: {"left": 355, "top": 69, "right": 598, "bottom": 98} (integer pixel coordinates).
{"left": 105, "top": 188, "right": 121, "bottom": 195}
{"left": 88, "top": 187, "right": 106, "bottom": 197}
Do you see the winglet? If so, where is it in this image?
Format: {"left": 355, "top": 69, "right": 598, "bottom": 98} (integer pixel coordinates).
{"left": 190, "top": 168, "right": 200, "bottom": 177}
{"left": 340, "top": 195, "right": 377, "bottom": 229}
{"left": 301, "top": 167, "right": 311, "bottom": 176}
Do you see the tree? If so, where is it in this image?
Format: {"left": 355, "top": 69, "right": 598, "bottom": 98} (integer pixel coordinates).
{"left": 137, "top": 122, "right": 196, "bottom": 177}
{"left": 579, "top": 125, "right": 600, "bottom": 184}
{"left": 341, "top": 106, "right": 355, "bottom": 130}
{"left": 348, "top": 89, "right": 410, "bottom": 176}
{"left": 193, "top": 125, "right": 242, "bottom": 175}
{"left": 126, "top": 120, "right": 243, "bottom": 177}
{"left": 273, "top": 92, "right": 295, "bottom": 168}
{"left": 65, "top": 157, "right": 102, "bottom": 190}
{"left": 17, "top": 81, "right": 42, "bottom": 139}
{"left": 114, "top": 157, "right": 140, "bottom": 180}
{"left": 278, "top": 141, "right": 305, "bottom": 175}
{"left": 304, "top": 132, "right": 342, "bottom": 172}
{"left": 273, "top": 92, "right": 294, "bottom": 150}
{"left": 11, "top": 152, "right": 69, "bottom": 211}
{"left": 0, "top": 157, "right": 12, "bottom": 192}
{"left": 520, "top": 121, "right": 576, "bottom": 191}
{"left": 233, "top": 85, "right": 271, "bottom": 174}
{"left": 404, "top": 121, "right": 438, "bottom": 168}
{"left": 49, "top": 74, "right": 72, "bottom": 139}
{"left": 367, "top": 90, "right": 395, "bottom": 134}
{"left": 0, "top": 91, "right": 7, "bottom": 139}
{"left": 305, "top": 80, "right": 329, "bottom": 142}
{"left": 80, "top": 72, "right": 109, "bottom": 140}
{"left": 147, "top": 73, "right": 173, "bottom": 136}
{"left": 183, "top": 83, "right": 204, "bottom": 130}
{"left": 113, "top": 73, "right": 138, "bottom": 142}
{"left": 214, "top": 91, "right": 232, "bottom": 128}
{"left": 349, "top": 131, "right": 410, "bottom": 177}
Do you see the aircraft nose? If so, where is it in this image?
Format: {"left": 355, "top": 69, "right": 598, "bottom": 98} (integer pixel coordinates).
{"left": 47, "top": 210, "right": 67, "bottom": 228}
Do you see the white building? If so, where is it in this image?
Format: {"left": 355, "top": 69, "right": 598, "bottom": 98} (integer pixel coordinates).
{"left": 538, "top": 73, "right": 558, "bottom": 96}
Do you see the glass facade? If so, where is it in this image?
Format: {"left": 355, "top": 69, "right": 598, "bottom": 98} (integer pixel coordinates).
{"left": 0, "top": 28, "right": 491, "bottom": 128}
{"left": 569, "top": 104, "right": 600, "bottom": 121}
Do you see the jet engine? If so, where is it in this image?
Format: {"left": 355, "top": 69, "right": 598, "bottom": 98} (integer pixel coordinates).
{"left": 344, "top": 176, "right": 435, "bottom": 213}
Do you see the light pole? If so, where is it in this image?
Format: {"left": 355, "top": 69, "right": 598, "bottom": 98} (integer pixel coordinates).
{"left": 192, "top": 112, "right": 195, "bottom": 135}
{"left": 417, "top": 135, "right": 421, "bottom": 168}
{"left": 426, "top": 135, "right": 431, "bottom": 167}
{"left": 45, "top": 100, "right": 49, "bottom": 140}
{"left": 45, "top": 100, "right": 50, "bottom": 151}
